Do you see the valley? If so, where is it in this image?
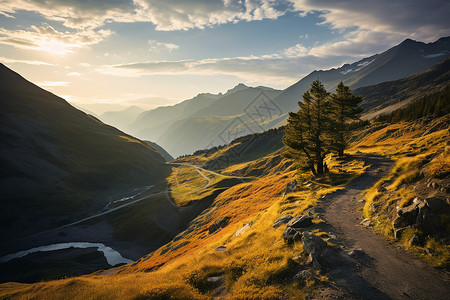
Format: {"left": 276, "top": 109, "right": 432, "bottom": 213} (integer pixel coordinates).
{"left": 0, "top": 36, "right": 449, "bottom": 299}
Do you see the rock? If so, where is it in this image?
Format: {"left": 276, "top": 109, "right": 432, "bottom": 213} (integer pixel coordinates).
{"left": 283, "top": 227, "right": 301, "bottom": 244}
{"left": 416, "top": 206, "right": 441, "bottom": 235}
{"left": 360, "top": 218, "right": 372, "bottom": 227}
{"left": 393, "top": 227, "right": 407, "bottom": 239}
{"left": 425, "top": 197, "right": 450, "bottom": 214}
{"left": 408, "top": 234, "right": 422, "bottom": 246}
{"left": 215, "top": 246, "right": 227, "bottom": 252}
{"left": 283, "top": 179, "right": 297, "bottom": 196}
{"left": 392, "top": 216, "right": 411, "bottom": 232}
{"left": 235, "top": 221, "right": 253, "bottom": 236}
{"left": 273, "top": 215, "right": 293, "bottom": 228}
{"left": 207, "top": 275, "right": 223, "bottom": 283}
{"left": 209, "top": 217, "right": 231, "bottom": 234}
{"left": 302, "top": 232, "right": 327, "bottom": 269}
{"left": 294, "top": 269, "right": 318, "bottom": 286}
{"left": 347, "top": 249, "right": 366, "bottom": 258}
{"left": 287, "top": 215, "right": 313, "bottom": 229}
{"left": 397, "top": 203, "right": 419, "bottom": 219}
{"left": 428, "top": 181, "right": 440, "bottom": 189}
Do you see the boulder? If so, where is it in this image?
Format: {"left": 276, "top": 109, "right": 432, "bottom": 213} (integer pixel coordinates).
{"left": 287, "top": 215, "right": 313, "bottom": 229}
{"left": 273, "top": 215, "right": 293, "bottom": 228}
{"left": 302, "top": 232, "right": 327, "bottom": 269}
{"left": 416, "top": 206, "right": 441, "bottom": 235}
{"left": 294, "top": 269, "right": 318, "bottom": 286}
{"left": 283, "top": 179, "right": 297, "bottom": 196}
{"left": 209, "top": 217, "right": 231, "bottom": 234}
{"left": 283, "top": 227, "right": 301, "bottom": 244}
{"left": 396, "top": 203, "right": 419, "bottom": 225}
{"left": 425, "top": 197, "right": 450, "bottom": 214}
{"left": 235, "top": 221, "right": 253, "bottom": 236}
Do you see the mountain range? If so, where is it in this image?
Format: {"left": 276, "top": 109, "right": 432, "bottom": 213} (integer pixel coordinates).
{"left": 93, "top": 36, "right": 450, "bottom": 158}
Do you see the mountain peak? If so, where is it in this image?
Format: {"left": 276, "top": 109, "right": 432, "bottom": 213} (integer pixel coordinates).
{"left": 223, "top": 83, "right": 249, "bottom": 96}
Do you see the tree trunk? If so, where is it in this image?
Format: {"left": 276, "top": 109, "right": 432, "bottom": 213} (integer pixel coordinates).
{"left": 316, "top": 157, "right": 324, "bottom": 176}
{"left": 338, "top": 149, "right": 344, "bottom": 157}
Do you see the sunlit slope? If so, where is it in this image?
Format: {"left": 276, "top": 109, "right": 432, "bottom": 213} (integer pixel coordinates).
{"left": 0, "top": 63, "right": 169, "bottom": 241}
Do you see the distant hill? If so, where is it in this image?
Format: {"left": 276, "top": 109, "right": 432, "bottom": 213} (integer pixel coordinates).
{"left": 127, "top": 93, "right": 221, "bottom": 142}
{"left": 355, "top": 57, "right": 450, "bottom": 119}
{"left": 145, "top": 141, "right": 174, "bottom": 162}
{"left": 0, "top": 64, "right": 169, "bottom": 241}
{"left": 155, "top": 85, "right": 282, "bottom": 157}
{"left": 99, "top": 105, "right": 144, "bottom": 131}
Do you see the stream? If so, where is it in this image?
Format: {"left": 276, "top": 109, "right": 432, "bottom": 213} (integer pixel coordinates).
{"left": 0, "top": 242, "right": 133, "bottom": 266}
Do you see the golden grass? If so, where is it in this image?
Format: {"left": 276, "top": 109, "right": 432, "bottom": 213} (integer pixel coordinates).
{"left": 357, "top": 118, "right": 450, "bottom": 267}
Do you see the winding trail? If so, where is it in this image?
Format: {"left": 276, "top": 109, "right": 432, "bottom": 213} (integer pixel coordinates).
{"left": 317, "top": 153, "right": 449, "bottom": 300}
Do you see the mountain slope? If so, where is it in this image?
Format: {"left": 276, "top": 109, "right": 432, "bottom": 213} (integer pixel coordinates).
{"left": 127, "top": 93, "right": 221, "bottom": 142}
{"left": 274, "top": 36, "right": 450, "bottom": 115}
{"left": 0, "top": 63, "right": 169, "bottom": 241}
{"left": 99, "top": 105, "right": 144, "bottom": 131}
{"left": 155, "top": 86, "right": 282, "bottom": 157}
{"left": 355, "top": 57, "right": 450, "bottom": 119}
{"left": 145, "top": 141, "right": 174, "bottom": 162}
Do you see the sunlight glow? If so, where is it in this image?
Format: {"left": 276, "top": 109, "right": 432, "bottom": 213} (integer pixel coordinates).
{"left": 37, "top": 39, "right": 72, "bottom": 55}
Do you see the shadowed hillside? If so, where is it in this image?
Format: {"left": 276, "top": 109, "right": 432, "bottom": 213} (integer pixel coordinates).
{"left": 0, "top": 64, "right": 170, "bottom": 243}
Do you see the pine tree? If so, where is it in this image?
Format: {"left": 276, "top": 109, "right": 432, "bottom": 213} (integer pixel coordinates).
{"left": 329, "top": 82, "right": 363, "bottom": 156}
{"left": 283, "top": 80, "right": 330, "bottom": 177}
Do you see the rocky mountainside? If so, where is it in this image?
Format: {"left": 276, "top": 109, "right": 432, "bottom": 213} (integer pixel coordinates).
{"left": 274, "top": 36, "right": 450, "bottom": 116}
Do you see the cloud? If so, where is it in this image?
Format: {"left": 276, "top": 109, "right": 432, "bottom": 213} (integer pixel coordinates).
{"left": 99, "top": 52, "right": 348, "bottom": 87}
{"left": 0, "top": 23, "right": 112, "bottom": 55}
{"left": 0, "top": 0, "right": 288, "bottom": 31}
{"left": 291, "top": 0, "right": 450, "bottom": 42}
{"left": 67, "top": 72, "right": 81, "bottom": 76}
{"left": 37, "top": 81, "right": 71, "bottom": 87}
{"left": 0, "top": 57, "right": 54, "bottom": 65}
{"left": 148, "top": 40, "right": 179, "bottom": 52}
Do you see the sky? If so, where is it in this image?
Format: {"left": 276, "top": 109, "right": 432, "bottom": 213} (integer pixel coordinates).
{"left": 1, "top": 0, "right": 449, "bottom": 114}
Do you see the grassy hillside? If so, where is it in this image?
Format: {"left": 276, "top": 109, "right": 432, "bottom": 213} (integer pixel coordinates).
{"left": 351, "top": 115, "right": 450, "bottom": 268}
{"left": 1, "top": 111, "right": 448, "bottom": 298}
{"left": 0, "top": 63, "right": 169, "bottom": 243}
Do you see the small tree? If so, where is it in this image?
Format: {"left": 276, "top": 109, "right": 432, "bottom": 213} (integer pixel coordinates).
{"left": 329, "top": 82, "right": 363, "bottom": 156}
{"left": 283, "top": 80, "right": 330, "bottom": 177}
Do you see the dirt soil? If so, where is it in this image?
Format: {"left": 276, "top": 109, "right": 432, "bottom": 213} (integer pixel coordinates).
{"left": 315, "top": 153, "right": 450, "bottom": 300}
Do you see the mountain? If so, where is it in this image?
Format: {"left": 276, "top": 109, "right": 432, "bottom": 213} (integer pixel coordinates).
{"left": 145, "top": 141, "right": 174, "bottom": 162}
{"left": 99, "top": 105, "right": 144, "bottom": 131}
{"left": 155, "top": 85, "right": 282, "bottom": 157}
{"left": 0, "top": 64, "right": 169, "bottom": 242}
{"left": 274, "top": 36, "right": 450, "bottom": 115}
{"left": 127, "top": 93, "right": 221, "bottom": 142}
{"left": 355, "top": 57, "right": 450, "bottom": 119}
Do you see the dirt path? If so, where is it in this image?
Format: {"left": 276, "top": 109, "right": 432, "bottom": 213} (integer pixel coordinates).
{"left": 316, "top": 153, "right": 449, "bottom": 300}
